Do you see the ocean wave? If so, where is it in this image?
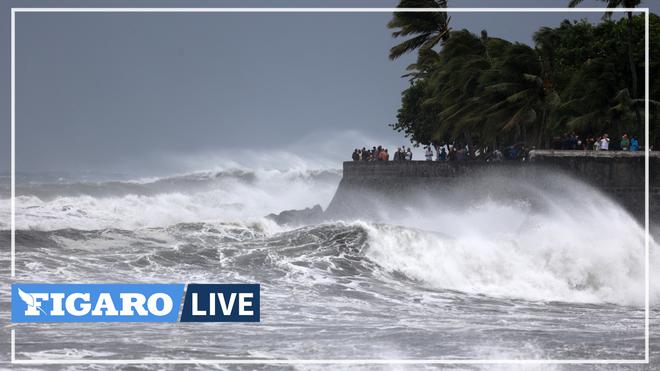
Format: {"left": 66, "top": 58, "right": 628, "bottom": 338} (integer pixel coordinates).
{"left": 2, "top": 168, "right": 341, "bottom": 230}
{"left": 8, "top": 218, "right": 657, "bottom": 306}
{"left": 4, "top": 164, "right": 657, "bottom": 307}
{"left": 363, "top": 221, "right": 654, "bottom": 306}
{"left": 4, "top": 168, "right": 341, "bottom": 200}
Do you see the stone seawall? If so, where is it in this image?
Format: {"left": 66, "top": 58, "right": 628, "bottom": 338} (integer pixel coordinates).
{"left": 325, "top": 150, "right": 660, "bottom": 222}
{"left": 529, "top": 150, "right": 660, "bottom": 220}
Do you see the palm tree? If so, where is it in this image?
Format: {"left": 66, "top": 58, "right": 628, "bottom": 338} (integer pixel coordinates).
{"left": 429, "top": 30, "right": 491, "bottom": 146}
{"left": 477, "top": 43, "right": 551, "bottom": 147}
{"left": 427, "top": 31, "right": 548, "bottom": 147}
{"left": 388, "top": 0, "right": 450, "bottom": 60}
{"left": 401, "top": 47, "right": 442, "bottom": 81}
{"left": 533, "top": 26, "right": 563, "bottom": 146}
{"left": 568, "top": 0, "right": 643, "bottom": 129}
{"left": 552, "top": 57, "right": 642, "bottom": 140}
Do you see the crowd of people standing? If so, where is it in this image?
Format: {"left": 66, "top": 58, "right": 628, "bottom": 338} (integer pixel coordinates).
{"left": 352, "top": 146, "right": 412, "bottom": 161}
{"left": 351, "top": 143, "right": 529, "bottom": 163}
{"left": 552, "top": 132, "right": 641, "bottom": 152}
{"left": 351, "top": 133, "right": 643, "bottom": 163}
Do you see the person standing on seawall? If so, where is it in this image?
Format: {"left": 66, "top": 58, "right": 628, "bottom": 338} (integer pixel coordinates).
{"left": 425, "top": 146, "right": 433, "bottom": 161}
{"left": 630, "top": 137, "right": 639, "bottom": 152}
{"left": 620, "top": 134, "right": 630, "bottom": 151}
{"left": 439, "top": 147, "right": 447, "bottom": 161}
{"left": 585, "top": 137, "right": 594, "bottom": 150}
{"left": 405, "top": 147, "right": 412, "bottom": 161}
{"left": 600, "top": 134, "right": 610, "bottom": 150}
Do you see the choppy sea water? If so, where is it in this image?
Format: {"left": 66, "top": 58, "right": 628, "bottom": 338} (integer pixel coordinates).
{"left": 0, "top": 167, "right": 658, "bottom": 370}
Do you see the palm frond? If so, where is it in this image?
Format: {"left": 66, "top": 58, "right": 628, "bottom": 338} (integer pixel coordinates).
{"left": 505, "top": 88, "right": 534, "bottom": 104}
{"left": 483, "top": 82, "right": 522, "bottom": 94}
{"left": 565, "top": 111, "right": 599, "bottom": 131}
{"left": 502, "top": 107, "right": 536, "bottom": 132}
{"left": 389, "top": 33, "right": 432, "bottom": 60}
{"left": 522, "top": 73, "right": 544, "bottom": 87}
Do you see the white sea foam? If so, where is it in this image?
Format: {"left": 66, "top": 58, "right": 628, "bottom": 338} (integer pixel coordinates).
{"left": 3, "top": 168, "right": 340, "bottom": 231}
{"left": 360, "top": 173, "right": 657, "bottom": 306}
{"left": 3, "top": 160, "right": 656, "bottom": 307}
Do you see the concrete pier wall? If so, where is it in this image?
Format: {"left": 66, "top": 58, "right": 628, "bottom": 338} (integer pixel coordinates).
{"left": 325, "top": 150, "right": 660, "bottom": 222}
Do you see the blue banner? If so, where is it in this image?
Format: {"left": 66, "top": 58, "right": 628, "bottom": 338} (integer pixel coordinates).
{"left": 12, "top": 284, "right": 185, "bottom": 322}
{"left": 12, "top": 283, "right": 261, "bottom": 323}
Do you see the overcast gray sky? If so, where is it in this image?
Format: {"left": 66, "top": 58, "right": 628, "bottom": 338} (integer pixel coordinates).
{"left": 1, "top": 0, "right": 656, "bottom": 175}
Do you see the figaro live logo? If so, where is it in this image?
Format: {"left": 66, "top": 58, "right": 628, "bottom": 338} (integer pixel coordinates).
{"left": 11, "top": 283, "right": 260, "bottom": 323}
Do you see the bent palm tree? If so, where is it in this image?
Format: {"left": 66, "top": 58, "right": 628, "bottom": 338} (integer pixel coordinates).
{"left": 388, "top": 0, "right": 450, "bottom": 60}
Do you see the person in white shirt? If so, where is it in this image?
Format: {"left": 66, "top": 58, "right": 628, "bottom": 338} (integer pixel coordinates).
{"left": 425, "top": 146, "right": 433, "bottom": 161}
{"left": 600, "top": 134, "right": 610, "bottom": 150}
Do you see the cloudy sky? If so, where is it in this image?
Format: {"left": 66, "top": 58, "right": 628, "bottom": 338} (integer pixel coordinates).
{"left": 0, "top": 0, "right": 655, "bottom": 175}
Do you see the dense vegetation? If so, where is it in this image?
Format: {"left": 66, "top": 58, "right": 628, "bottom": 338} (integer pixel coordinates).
{"left": 389, "top": 4, "right": 659, "bottom": 150}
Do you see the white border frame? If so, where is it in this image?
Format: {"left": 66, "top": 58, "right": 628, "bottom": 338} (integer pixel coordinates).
{"left": 9, "top": 7, "right": 651, "bottom": 366}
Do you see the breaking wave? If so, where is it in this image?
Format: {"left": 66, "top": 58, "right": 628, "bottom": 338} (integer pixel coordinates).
{"left": 3, "top": 165, "right": 657, "bottom": 307}
{"left": 2, "top": 168, "right": 341, "bottom": 230}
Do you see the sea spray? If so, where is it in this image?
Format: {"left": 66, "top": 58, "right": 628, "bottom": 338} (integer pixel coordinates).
{"left": 6, "top": 165, "right": 657, "bottom": 306}
{"left": 3, "top": 168, "right": 341, "bottom": 230}
{"left": 363, "top": 221, "right": 652, "bottom": 305}
{"left": 355, "top": 172, "right": 656, "bottom": 306}
{"left": 2, "top": 163, "right": 653, "bottom": 359}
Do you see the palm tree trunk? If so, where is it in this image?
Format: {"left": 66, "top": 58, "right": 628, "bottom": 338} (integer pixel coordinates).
{"left": 537, "top": 108, "right": 547, "bottom": 149}
{"left": 627, "top": 11, "right": 643, "bottom": 129}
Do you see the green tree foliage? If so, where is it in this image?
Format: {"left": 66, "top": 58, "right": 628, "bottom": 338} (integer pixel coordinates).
{"left": 569, "top": 0, "right": 643, "bottom": 129}
{"left": 391, "top": 13, "right": 659, "bottom": 149}
{"left": 388, "top": 0, "right": 450, "bottom": 60}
